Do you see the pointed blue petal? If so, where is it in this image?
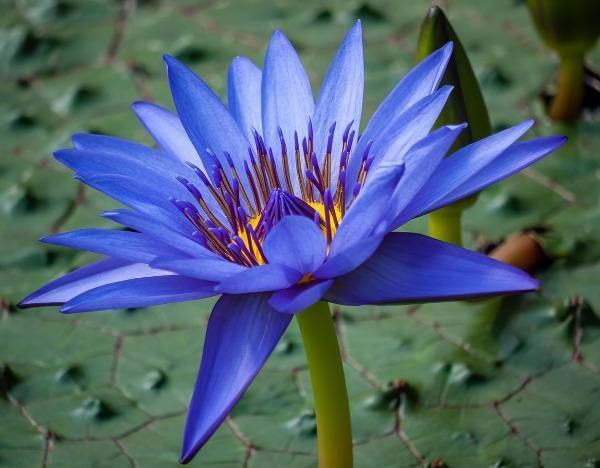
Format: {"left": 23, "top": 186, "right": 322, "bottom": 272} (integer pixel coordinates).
{"left": 180, "top": 293, "right": 291, "bottom": 463}
{"left": 131, "top": 101, "right": 205, "bottom": 169}
{"left": 61, "top": 275, "right": 215, "bottom": 313}
{"left": 268, "top": 280, "right": 333, "bottom": 314}
{"left": 404, "top": 119, "right": 534, "bottom": 218}
{"left": 349, "top": 43, "right": 453, "bottom": 181}
{"left": 164, "top": 55, "right": 251, "bottom": 192}
{"left": 326, "top": 232, "right": 538, "bottom": 306}
{"left": 151, "top": 257, "right": 245, "bottom": 282}
{"left": 18, "top": 259, "right": 169, "bottom": 308}
{"left": 57, "top": 145, "right": 185, "bottom": 184}
{"left": 416, "top": 135, "right": 567, "bottom": 215}
{"left": 346, "top": 85, "right": 453, "bottom": 190}
{"left": 215, "top": 263, "right": 302, "bottom": 294}
{"left": 313, "top": 234, "right": 384, "bottom": 280}
{"left": 326, "top": 163, "right": 405, "bottom": 267}
{"left": 72, "top": 133, "right": 161, "bottom": 159}
{"left": 313, "top": 160, "right": 406, "bottom": 280}
{"left": 102, "top": 209, "right": 207, "bottom": 257}
{"left": 228, "top": 56, "right": 262, "bottom": 142}
{"left": 262, "top": 30, "right": 314, "bottom": 195}
{"left": 382, "top": 124, "right": 466, "bottom": 227}
{"left": 75, "top": 173, "right": 193, "bottom": 234}
{"left": 262, "top": 215, "right": 326, "bottom": 274}
{"left": 374, "top": 86, "right": 453, "bottom": 169}
{"left": 41, "top": 228, "right": 181, "bottom": 264}
{"left": 54, "top": 148, "right": 226, "bottom": 228}
{"left": 361, "top": 42, "right": 452, "bottom": 139}
{"left": 313, "top": 20, "right": 363, "bottom": 187}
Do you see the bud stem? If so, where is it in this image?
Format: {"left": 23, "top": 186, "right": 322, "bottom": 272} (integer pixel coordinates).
{"left": 428, "top": 205, "right": 463, "bottom": 246}
{"left": 549, "top": 54, "right": 585, "bottom": 122}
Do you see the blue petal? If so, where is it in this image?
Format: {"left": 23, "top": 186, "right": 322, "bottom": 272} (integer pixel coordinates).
{"left": 151, "top": 257, "right": 245, "bottom": 282}
{"left": 403, "top": 120, "right": 534, "bottom": 219}
{"left": 268, "top": 280, "right": 333, "bottom": 314}
{"left": 54, "top": 148, "right": 226, "bottom": 228}
{"left": 102, "top": 209, "right": 206, "bottom": 256}
{"left": 164, "top": 55, "right": 251, "bottom": 193}
{"left": 75, "top": 173, "right": 193, "bottom": 234}
{"left": 313, "top": 233, "right": 383, "bottom": 280}
{"left": 215, "top": 263, "right": 302, "bottom": 294}
{"left": 18, "top": 259, "right": 169, "bottom": 308}
{"left": 346, "top": 85, "right": 453, "bottom": 190}
{"left": 361, "top": 42, "right": 452, "bottom": 139}
{"left": 326, "top": 162, "right": 405, "bottom": 265}
{"left": 131, "top": 101, "right": 205, "bottom": 168}
{"left": 314, "top": 159, "right": 406, "bottom": 280}
{"left": 382, "top": 124, "right": 466, "bottom": 227}
{"left": 313, "top": 20, "right": 363, "bottom": 187}
{"left": 61, "top": 275, "right": 215, "bottom": 313}
{"left": 415, "top": 135, "right": 567, "bottom": 215}
{"left": 58, "top": 144, "right": 184, "bottom": 182}
{"left": 262, "top": 30, "right": 314, "bottom": 195}
{"left": 374, "top": 86, "right": 453, "bottom": 169}
{"left": 41, "top": 228, "right": 182, "bottom": 264}
{"left": 228, "top": 56, "right": 263, "bottom": 142}
{"left": 262, "top": 215, "right": 326, "bottom": 274}
{"left": 325, "top": 232, "right": 538, "bottom": 306}
{"left": 180, "top": 293, "right": 291, "bottom": 463}
{"left": 72, "top": 133, "right": 161, "bottom": 159}
{"left": 348, "top": 43, "right": 453, "bottom": 183}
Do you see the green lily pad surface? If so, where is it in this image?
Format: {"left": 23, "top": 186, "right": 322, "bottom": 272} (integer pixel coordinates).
{"left": 1, "top": 1, "right": 599, "bottom": 467}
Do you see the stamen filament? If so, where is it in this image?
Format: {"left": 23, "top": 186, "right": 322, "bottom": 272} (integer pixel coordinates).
{"left": 244, "top": 160, "right": 262, "bottom": 212}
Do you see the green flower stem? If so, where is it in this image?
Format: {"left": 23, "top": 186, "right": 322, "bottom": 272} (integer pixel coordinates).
{"left": 296, "top": 301, "right": 353, "bottom": 468}
{"left": 428, "top": 205, "right": 463, "bottom": 246}
{"left": 549, "top": 54, "right": 585, "bottom": 122}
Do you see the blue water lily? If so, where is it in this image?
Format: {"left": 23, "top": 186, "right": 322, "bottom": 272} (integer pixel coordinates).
{"left": 20, "top": 21, "right": 565, "bottom": 463}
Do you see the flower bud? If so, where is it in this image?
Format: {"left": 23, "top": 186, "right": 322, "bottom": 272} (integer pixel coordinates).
{"left": 527, "top": 0, "right": 599, "bottom": 59}
{"left": 416, "top": 5, "right": 492, "bottom": 237}
{"left": 416, "top": 5, "right": 492, "bottom": 149}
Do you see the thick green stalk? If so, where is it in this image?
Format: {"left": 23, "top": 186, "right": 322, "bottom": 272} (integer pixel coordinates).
{"left": 428, "top": 205, "right": 463, "bottom": 245}
{"left": 549, "top": 54, "right": 585, "bottom": 122}
{"left": 296, "top": 301, "right": 353, "bottom": 468}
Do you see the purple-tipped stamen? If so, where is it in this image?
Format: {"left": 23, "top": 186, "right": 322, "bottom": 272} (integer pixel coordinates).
{"left": 171, "top": 118, "right": 380, "bottom": 264}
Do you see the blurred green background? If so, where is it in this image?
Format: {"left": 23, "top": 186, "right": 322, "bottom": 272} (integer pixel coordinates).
{"left": 1, "top": 0, "right": 599, "bottom": 467}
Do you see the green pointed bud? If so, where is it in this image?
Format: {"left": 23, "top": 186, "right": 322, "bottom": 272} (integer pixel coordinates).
{"left": 526, "top": 0, "right": 599, "bottom": 121}
{"left": 416, "top": 6, "right": 492, "bottom": 245}
{"left": 416, "top": 5, "right": 492, "bottom": 148}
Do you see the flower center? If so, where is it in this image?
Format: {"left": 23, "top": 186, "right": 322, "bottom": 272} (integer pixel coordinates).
{"left": 170, "top": 120, "right": 375, "bottom": 266}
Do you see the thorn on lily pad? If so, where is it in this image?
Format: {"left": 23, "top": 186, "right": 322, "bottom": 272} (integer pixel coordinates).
{"left": 490, "top": 193, "right": 525, "bottom": 214}
{"left": 286, "top": 409, "right": 317, "bottom": 437}
{"left": 428, "top": 457, "right": 449, "bottom": 468}
{"left": 141, "top": 369, "right": 167, "bottom": 391}
{"left": 55, "top": 365, "right": 83, "bottom": 384}
{"left": 0, "top": 363, "right": 20, "bottom": 396}
{"left": 275, "top": 338, "right": 295, "bottom": 355}
{"left": 364, "top": 379, "right": 418, "bottom": 412}
{"left": 448, "top": 363, "right": 486, "bottom": 386}
{"left": 562, "top": 417, "right": 579, "bottom": 435}
{"left": 73, "top": 396, "right": 116, "bottom": 421}
{"left": 489, "top": 460, "right": 507, "bottom": 468}
{"left": 450, "top": 431, "right": 478, "bottom": 444}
